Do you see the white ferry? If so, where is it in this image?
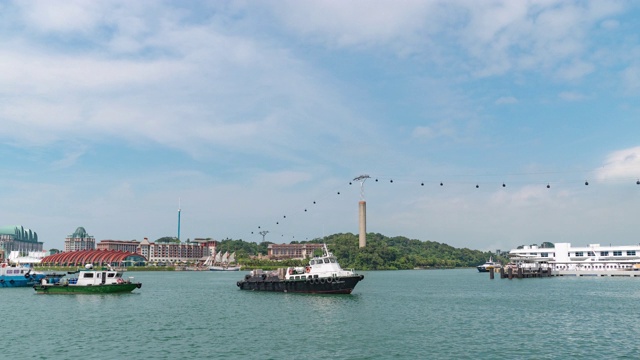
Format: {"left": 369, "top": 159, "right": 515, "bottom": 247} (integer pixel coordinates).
{"left": 509, "top": 243, "right": 640, "bottom": 276}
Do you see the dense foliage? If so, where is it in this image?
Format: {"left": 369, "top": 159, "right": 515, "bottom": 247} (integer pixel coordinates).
{"left": 212, "top": 233, "right": 508, "bottom": 271}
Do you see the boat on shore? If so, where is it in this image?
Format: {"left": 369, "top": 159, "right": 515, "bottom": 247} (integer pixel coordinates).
{"left": 0, "top": 262, "right": 46, "bottom": 288}
{"left": 236, "top": 244, "right": 364, "bottom": 294}
{"left": 33, "top": 264, "right": 142, "bottom": 294}
{"left": 477, "top": 256, "right": 501, "bottom": 272}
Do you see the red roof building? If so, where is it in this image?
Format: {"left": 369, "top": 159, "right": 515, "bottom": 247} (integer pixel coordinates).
{"left": 40, "top": 249, "right": 146, "bottom": 266}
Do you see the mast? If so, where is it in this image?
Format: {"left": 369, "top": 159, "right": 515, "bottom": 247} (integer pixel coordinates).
{"left": 177, "top": 198, "right": 181, "bottom": 242}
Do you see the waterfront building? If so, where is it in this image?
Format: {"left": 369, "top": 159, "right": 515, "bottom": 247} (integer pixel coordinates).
{"left": 40, "top": 249, "right": 147, "bottom": 267}
{"left": 97, "top": 239, "right": 140, "bottom": 253}
{"left": 138, "top": 237, "right": 216, "bottom": 264}
{"left": 267, "top": 243, "right": 325, "bottom": 260}
{"left": 0, "top": 225, "right": 43, "bottom": 255}
{"left": 64, "top": 227, "right": 96, "bottom": 252}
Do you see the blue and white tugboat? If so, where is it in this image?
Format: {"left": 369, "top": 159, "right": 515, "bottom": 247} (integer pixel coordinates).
{"left": 0, "top": 262, "right": 46, "bottom": 288}
{"left": 237, "top": 244, "right": 364, "bottom": 294}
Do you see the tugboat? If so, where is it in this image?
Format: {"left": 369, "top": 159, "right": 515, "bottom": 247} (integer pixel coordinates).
{"left": 0, "top": 262, "right": 46, "bottom": 288}
{"left": 477, "top": 256, "right": 502, "bottom": 272}
{"left": 236, "top": 244, "right": 364, "bottom": 294}
{"left": 33, "top": 264, "right": 142, "bottom": 294}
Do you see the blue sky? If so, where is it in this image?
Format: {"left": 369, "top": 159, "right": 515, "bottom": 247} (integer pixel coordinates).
{"left": 1, "top": 0, "right": 640, "bottom": 252}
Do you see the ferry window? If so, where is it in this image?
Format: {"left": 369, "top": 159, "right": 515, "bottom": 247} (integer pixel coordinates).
{"left": 83, "top": 273, "right": 94, "bottom": 278}
{"left": 614, "top": 251, "right": 622, "bottom": 256}
{"left": 541, "top": 253, "right": 548, "bottom": 257}
{"left": 587, "top": 252, "right": 595, "bottom": 256}
{"left": 314, "top": 275, "right": 318, "bottom": 278}
{"left": 310, "top": 260, "right": 315, "bottom": 265}
{"left": 324, "top": 259, "right": 330, "bottom": 263}
{"left": 107, "top": 273, "right": 115, "bottom": 278}
{"left": 295, "top": 276, "right": 300, "bottom": 280}
{"left": 330, "top": 258, "right": 336, "bottom": 263}
{"left": 600, "top": 251, "right": 609, "bottom": 256}
{"left": 575, "top": 252, "right": 584, "bottom": 257}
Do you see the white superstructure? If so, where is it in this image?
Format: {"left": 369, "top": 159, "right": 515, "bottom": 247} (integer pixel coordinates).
{"left": 509, "top": 243, "right": 640, "bottom": 274}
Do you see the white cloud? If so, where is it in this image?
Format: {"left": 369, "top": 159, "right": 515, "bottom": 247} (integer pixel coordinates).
{"left": 595, "top": 146, "right": 640, "bottom": 181}
{"left": 495, "top": 96, "right": 518, "bottom": 105}
{"left": 558, "top": 91, "right": 587, "bottom": 101}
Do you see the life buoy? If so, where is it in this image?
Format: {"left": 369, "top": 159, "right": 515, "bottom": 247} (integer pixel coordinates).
{"left": 320, "top": 278, "right": 325, "bottom": 284}
{"left": 326, "top": 277, "right": 332, "bottom": 283}
{"left": 25, "top": 273, "right": 30, "bottom": 278}
{"left": 305, "top": 266, "right": 311, "bottom": 273}
{"left": 1, "top": 263, "right": 5, "bottom": 268}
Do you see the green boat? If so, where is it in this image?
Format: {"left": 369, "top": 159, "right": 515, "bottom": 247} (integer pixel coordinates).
{"left": 33, "top": 264, "right": 142, "bottom": 295}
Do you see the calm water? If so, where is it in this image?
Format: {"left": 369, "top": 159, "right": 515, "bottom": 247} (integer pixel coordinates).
{"left": 3, "top": 269, "right": 640, "bottom": 359}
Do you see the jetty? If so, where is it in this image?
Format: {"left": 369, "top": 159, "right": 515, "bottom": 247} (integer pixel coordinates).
{"left": 489, "top": 266, "right": 640, "bottom": 279}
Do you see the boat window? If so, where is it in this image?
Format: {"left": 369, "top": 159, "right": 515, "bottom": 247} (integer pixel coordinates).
{"left": 330, "top": 258, "right": 336, "bottom": 263}
{"left": 627, "top": 251, "right": 636, "bottom": 256}
{"left": 295, "top": 276, "right": 300, "bottom": 280}
{"left": 313, "top": 275, "right": 318, "bottom": 278}
{"left": 107, "top": 273, "right": 116, "bottom": 278}
{"left": 601, "top": 251, "right": 609, "bottom": 256}
{"left": 83, "top": 273, "right": 94, "bottom": 278}
{"left": 613, "top": 251, "right": 622, "bottom": 256}
{"left": 575, "top": 252, "right": 584, "bottom": 257}
{"left": 324, "top": 259, "right": 330, "bottom": 263}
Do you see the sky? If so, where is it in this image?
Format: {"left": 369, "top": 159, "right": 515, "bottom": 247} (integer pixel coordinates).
{"left": 1, "top": 0, "right": 640, "bottom": 252}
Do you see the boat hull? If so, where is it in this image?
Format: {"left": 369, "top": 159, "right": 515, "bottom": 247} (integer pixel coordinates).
{"left": 237, "top": 274, "right": 364, "bottom": 294}
{"left": 209, "top": 266, "right": 241, "bottom": 271}
{"left": 0, "top": 274, "right": 46, "bottom": 288}
{"left": 33, "top": 283, "right": 142, "bottom": 294}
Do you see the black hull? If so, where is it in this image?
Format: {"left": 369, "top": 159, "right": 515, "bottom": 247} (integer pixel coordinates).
{"left": 237, "top": 275, "right": 364, "bottom": 294}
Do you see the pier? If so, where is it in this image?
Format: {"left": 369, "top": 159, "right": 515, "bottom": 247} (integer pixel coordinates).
{"left": 489, "top": 267, "right": 640, "bottom": 279}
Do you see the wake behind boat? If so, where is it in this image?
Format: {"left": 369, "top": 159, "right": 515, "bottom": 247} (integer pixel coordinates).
{"left": 236, "top": 244, "right": 364, "bottom": 294}
{"left": 33, "top": 264, "right": 141, "bottom": 294}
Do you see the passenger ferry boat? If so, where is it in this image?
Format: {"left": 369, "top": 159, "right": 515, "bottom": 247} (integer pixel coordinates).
{"left": 509, "top": 243, "right": 640, "bottom": 276}
{"left": 237, "top": 244, "right": 364, "bottom": 294}
{"left": 33, "top": 264, "right": 142, "bottom": 294}
{"left": 0, "top": 263, "right": 46, "bottom": 288}
{"left": 476, "top": 256, "right": 501, "bottom": 272}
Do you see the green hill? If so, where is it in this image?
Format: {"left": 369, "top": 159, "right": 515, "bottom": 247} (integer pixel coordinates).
{"left": 214, "top": 232, "right": 508, "bottom": 270}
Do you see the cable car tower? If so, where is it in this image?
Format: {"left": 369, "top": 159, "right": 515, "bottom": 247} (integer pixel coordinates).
{"left": 353, "top": 174, "right": 370, "bottom": 248}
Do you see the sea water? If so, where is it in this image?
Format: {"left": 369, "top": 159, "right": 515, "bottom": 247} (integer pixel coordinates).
{"left": 3, "top": 269, "right": 640, "bottom": 359}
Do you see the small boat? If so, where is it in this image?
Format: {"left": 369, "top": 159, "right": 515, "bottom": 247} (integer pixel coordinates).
{"left": 33, "top": 264, "right": 142, "bottom": 294}
{"left": 477, "top": 256, "right": 501, "bottom": 272}
{"left": 0, "top": 262, "right": 46, "bottom": 288}
{"left": 236, "top": 244, "right": 364, "bottom": 294}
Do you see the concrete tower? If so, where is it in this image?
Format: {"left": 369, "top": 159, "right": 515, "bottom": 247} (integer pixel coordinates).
{"left": 353, "top": 175, "right": 370, "bottom": 248}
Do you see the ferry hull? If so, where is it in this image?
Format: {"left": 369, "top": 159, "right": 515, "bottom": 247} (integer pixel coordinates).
{"left": 237, "top": 275, "right": 364, "bottom": 294}
{"left": 0, "top": 274, "right": 46, "bottom": 288}
{"left": 33, "top": 283, "right": 142, "bottom": 294}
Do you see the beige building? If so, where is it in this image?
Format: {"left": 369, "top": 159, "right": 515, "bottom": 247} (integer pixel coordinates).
{"left": 267, "top": 243, "right": 324, "bottom": 260}
{"left": 64, "top": 227, "right": 96, "bottom": 252}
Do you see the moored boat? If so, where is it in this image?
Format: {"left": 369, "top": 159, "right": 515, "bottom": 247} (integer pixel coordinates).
{"left": 236, "top": 244, "right": 364, "bottom": 294}
{"left": 477, "top": 256, "right": 501, "bottom": 272}
{"left": 33, "top": 264, "right": 142, "bottom": 294}
{"left": 0, "top": 262, "right": 46, "bottom": 288}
